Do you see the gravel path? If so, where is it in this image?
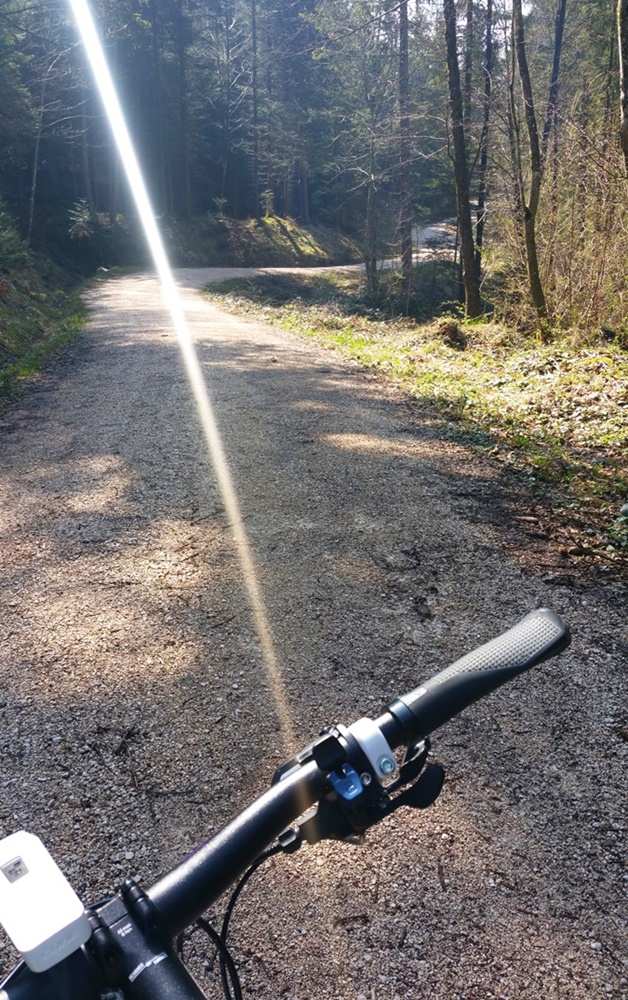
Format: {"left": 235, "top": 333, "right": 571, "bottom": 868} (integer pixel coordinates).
{"left": 0, "top": 269, "right": 625, "bottom": 999}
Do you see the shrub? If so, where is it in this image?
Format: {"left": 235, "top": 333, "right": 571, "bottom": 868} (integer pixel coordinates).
{"left": 0, "top": 201, "right": 31, "bottom": 272}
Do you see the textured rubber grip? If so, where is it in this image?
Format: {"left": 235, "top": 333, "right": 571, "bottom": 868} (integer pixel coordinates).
{"left": 386, "top": 608, "right": 570, "bottom": 743}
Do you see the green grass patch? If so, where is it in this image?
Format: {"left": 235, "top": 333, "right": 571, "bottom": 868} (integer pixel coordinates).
{"left": 0, "top": 267, "right": 86, "bottom": 404}
{"left": 207, "top": 267, "right": 628, "bottom": 573}
{"left": 1, "top": 199, "right": 87, "bottom": 401}
{"left": 37, "top": 206, "right": 363, "bottom": 273}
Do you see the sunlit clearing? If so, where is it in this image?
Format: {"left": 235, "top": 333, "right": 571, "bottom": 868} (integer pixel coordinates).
{"left": 69, "top": 0, "right": 296, "bottom": 752}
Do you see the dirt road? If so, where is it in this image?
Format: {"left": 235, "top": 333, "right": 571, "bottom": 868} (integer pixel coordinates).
{"left": 0, "top": 270, "right": 625, "bottom": 999}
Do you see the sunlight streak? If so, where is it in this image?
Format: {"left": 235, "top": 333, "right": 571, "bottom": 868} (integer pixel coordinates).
{"left": 69, "top": 0, "right": 296, "bottom": 751}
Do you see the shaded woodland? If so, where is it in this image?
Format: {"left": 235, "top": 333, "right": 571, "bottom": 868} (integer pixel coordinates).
{"left": 0, "top": 0, "right": 627, "bottom": 331}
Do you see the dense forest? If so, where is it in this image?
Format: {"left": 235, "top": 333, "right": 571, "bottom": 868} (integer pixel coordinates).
{"left": 0, "top": 0, "right": 627, "bottom": 330}
{"left": 0, "top": 0, "right": 626, "bottom": 569}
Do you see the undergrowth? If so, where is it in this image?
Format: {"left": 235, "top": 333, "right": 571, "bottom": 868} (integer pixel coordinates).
{"left": 0, "top": 250, "right": 86, "bottom": 404}
{"left": 59, "top": 207, "right": 363, "bottom": 270}
{"left": 161, "top": 215, "right": 363, "bottom": 268}
{"left": 206, "top": 266, "right": 628, "bottom": 576}
{"left": 0, "top": 296, "right": 85, "bottom": 402}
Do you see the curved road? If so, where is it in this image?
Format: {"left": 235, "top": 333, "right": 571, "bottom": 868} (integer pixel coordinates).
{"left": 0, "top": 269, "right": 625, "bottom": 998}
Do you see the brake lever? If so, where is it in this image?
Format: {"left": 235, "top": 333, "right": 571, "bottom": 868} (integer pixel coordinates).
{"left": 385, "top": 739, "right": 431, "bottom": 793}
{"left": 278, "top": 740, "right": 445, "bottom": 848}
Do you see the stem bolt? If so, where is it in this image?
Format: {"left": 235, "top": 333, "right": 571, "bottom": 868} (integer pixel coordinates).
{"left": 378, "top": 755, "right": 396, "bottom": 776}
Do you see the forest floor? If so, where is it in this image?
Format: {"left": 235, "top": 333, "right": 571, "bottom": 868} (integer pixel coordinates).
{"left": 0, "top": 269, "right": 625, "bottom": 999}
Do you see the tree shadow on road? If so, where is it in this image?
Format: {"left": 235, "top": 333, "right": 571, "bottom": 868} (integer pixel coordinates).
{"left": 0, "top": 300, "right": 625, "bottom": 997}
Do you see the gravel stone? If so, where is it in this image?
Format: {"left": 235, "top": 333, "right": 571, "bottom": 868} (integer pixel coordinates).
{"left": 0, "top": 269, "right": 626, "bottom": 999}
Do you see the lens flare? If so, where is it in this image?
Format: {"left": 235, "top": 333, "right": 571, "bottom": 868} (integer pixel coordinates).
{"left": 69, "top": 0, "right": 296, "bottom": 750}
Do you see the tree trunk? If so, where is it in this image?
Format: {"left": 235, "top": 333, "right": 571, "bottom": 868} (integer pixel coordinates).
{"left": 444, "top": 0, "right": 482, "bottom": 318}
{"left": 398, "top": 0, "right": 413, "bottom": 297}
{"left": 283, "top": 168, "right": 292, "bottom": 217}
{"left": 619, "top": 0, "right": 628, "bottom": 175}
{"left": 602, "top": 26, "right": 616, "bottom": 159}
{"left": 463, "top": 0, "right": 473, "bottom": 141}
{"left": 365, "top": 146, "right": 378, "bottom": 298}
{"left": 512, "top": 0, "right": 548, "bottom": 328}
{"left": 251, "top": 0, "right": 260, "bottom": 217}
{"left": 175, "top": 2, "right": 192, "bottom": 217}
{"left": 109, "top": 154, "right": 120, "bottom": 228}
{"left": 27, "top": 79, "right": 47, "bottom": 241}
{"left": 148, "top": 0, "right": 168, "bottom": 214}
{"left": 108, "top": 41, "right": 120, "bottom": 226}
{"left": 506, "top": 54, "right": 524, "bottom": 224}
{"left": 541, "top": 0, "right": 567, "bottom": 171}
{"left": 219, "top": 0, "right": 233, "bottom": 205}
{"left": 81, "top": 106, "right": 94, "bottom": 209}
{"left": 299, "top": 156, "right": 309, "bottom": 224}
{"left": 475, "top": 0, "right": 493, "bottom": 276}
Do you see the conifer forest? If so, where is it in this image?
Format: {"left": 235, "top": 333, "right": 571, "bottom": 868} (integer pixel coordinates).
{"left": 0, "top": 0, "right": 627, "bottom": 330}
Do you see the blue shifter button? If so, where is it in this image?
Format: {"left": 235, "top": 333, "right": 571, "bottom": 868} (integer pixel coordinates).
{"left": 330, "top": 765, "right": 363, "bottom": 800}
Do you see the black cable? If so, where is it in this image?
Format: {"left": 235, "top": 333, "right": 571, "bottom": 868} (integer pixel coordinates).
{"left": 220, "top": 845, "right": 283, "bottom": 947}
{"left": 177, "top": 919, "right": 243, "bottom": 1000}
{"left": 175, "top": 841, "right": 287, "bottom": 999}
{"left": 197, "top": 917, "right": 243, "bottom": 1000}
{"left": 218, "top": 844, "right": 283, "bottom": 999}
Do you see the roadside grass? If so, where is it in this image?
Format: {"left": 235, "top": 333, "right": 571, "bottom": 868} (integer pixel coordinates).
{"left": 44, "top": 209, "right": 364, "bottom": 272}
{"left": 0, "top": 271, "right": 86, "bottom": 404}
{"left": 206, "top": 267, "right": 628, "bottom": 575}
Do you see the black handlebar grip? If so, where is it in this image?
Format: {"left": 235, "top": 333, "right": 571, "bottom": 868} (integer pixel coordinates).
{"left": 383, "top": 608, "right": 570, "bottom": 746}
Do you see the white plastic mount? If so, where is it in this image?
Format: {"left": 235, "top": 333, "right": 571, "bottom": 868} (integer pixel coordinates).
{"left": 347, "top": 717, "right": 398, "bottom": 782}
{"left": 0, "top": 831, "right": 91, "bottom": 973}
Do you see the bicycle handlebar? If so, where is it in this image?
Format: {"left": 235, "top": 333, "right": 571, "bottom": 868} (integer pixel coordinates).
{"left": 0, "top": 608, "right": 570, "bottom": 1000}
{"left": 378, "top": 607, "right": 570, "bottom": 746}
{"left": 147, "top": 759, "right": 328, "bottom": 938}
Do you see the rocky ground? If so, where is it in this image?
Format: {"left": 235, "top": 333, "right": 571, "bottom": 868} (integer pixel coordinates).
{"left": 0, "top": 269, "right": 625, "bottom": 999}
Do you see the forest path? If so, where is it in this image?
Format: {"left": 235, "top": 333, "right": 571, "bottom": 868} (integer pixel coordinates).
{"left": 0, "top": 270, "right": 625, "bottom": 999}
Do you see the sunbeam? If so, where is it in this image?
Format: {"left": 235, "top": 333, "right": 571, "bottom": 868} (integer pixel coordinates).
{"left": 68, "top": 0, "right": 296, "bottom": 751}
